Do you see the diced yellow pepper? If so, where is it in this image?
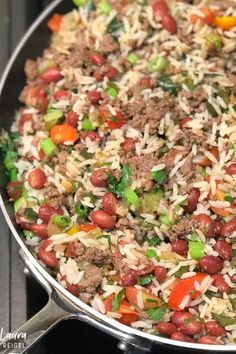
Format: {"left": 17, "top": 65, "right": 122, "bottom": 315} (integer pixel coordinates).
{"left": 67, "top": 225, "right": 79, "bottom": 236}
{"left": 61, "top": 179, "right": 74, "bottom": 194}
{"left": 214, "top": 16, "right": 236, "bottom": 30}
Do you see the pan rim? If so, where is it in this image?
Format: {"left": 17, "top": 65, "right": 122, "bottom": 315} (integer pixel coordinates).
{"left": 0, "top": 0, "right": 235, "bottom": 351}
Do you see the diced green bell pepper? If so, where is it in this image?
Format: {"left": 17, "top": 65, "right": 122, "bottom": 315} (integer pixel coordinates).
{"left": 14, "top": 197, "right": 27, "bottom": 212}
{"left": 124, "top": 188, "right": 140, "bottom": 209}
{"left": 4, "top": 151, "right": 18, "bottom": 171}
{"left": 159, "top": 214, "right": 173, "bottom": 229}
{"left": 189, "top": 240, "right": 204, "bottom": 260}
{"left": 40, "top": 138, "right": 57, "bottom": 156}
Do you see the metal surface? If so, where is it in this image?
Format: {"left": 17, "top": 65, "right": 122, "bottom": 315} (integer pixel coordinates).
{"left": 0, "top": 0, "right": 236, "bottom": 353}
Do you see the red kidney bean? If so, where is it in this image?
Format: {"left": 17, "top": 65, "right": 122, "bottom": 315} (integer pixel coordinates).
{"left": 185, "top": 188, "right": 200, "bottom": 214}
{"left": 156, "top": 322, "right": 177, "bottom": 336}
{"left": 18, "top": 113, "right": 33, "bottom": 135}
{"left": 171, "top": 332, "right": 194, "bottom": 343}
{"left": 221, "top": 219, "right": 236, "bottom": 238}
{"left": 121, "top": 271, "right": 138, "bottom": 287}
{"left": 231, "top": 274, "right": 236, "bottom": 283}
{"left": 198, "top": 255, "right": 223, "bottom": 274}
{"left": 28, "top": 168, "right": 47, "bottom": 190}
{"left": 212, "top": 274, "right": 231, "bottom": 294}
{"left": 140, "top": 76, "right": 153, "bottom": 89}
{"left": 38, "top": 205, "right": 63, "bottom": 223}
{"left": 152, "top": 1, "right": 169, "bottom": 18}
{"left": 122, "top": 138, "right": 136, "bottom": 153}
{"left": 214, "top": 240, "right": 233, "bottom": 260}
{"left": 205, "top": 321, "right": 226, "bottom": 337}
{"left": 38, "top": 240, "right": 58, "bottom": 268}
{"left": 89, "top": 53, "right": 105, "bottom": 67}
{"left": 171, "top": 239, "right": 188, "bottom": 256}
{"left": 102, "top": 192, "right": 119, "bottom": 215}
{"left": 226, "top": 163, "right": 236, "bottom": 176}
{"left": 90, "top": 169, "right": 108, "bottom": 187}
{"left": 60, "top": 275, "right": 78, "bottom": 295}
{"left": 162, "top": 14, "right": 177, "bottom": 34}
{"left": 197, "top": 336, "right": 219, "bottom": 345}
{"left": 180, "top": 117, "right": 193, "bottom": 129}
{"left": 66, "top": 111, "right": 78, "bottom": 128}
{"left": 179, "top": 319, "right": 203, "bottom": 336}
{"left": 41, "top": 67, "right": 63, "bottom": 83}
{"left": 195, "top": 214, "right": 214, "bottom": 238}
{"left": 91, "top": 210, "right": 116, "bottom": 230}
{"left": 53, "top": 89, "right": 70, "bottom": 101}
{"left": 154, "top": 266, "right": 167, "bottom": 282}
{"left": 7, "top": 181, "right": 23, "bottom": 201}
{"left": 15, "top": 213, "right": 32, "bottom": 230}
{"left": 88, "top": 90, "right": 101, "bottom": 104}
{"left": 30, "top": 223, "right": 48, "bottom": 238}
{"left": 171, "top": 311, "right": 193, "bottom": 327}
{"left": 106, "top": 66, "right": 118, "bottom": 80}
{"left": 136, "top": 265, "right": 154, "bottom": 276}
{"left": 212, "top": 220, "right": 224, "bottom": 239}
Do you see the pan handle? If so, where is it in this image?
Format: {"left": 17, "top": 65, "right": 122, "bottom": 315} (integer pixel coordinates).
{"left": 0, "top": 296, "right": 72, "bottom": 354}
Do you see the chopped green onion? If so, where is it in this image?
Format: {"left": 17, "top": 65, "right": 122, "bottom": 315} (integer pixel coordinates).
{"left": 206, "top": 101, "right": 218, "bottom": 117}
{"left": 159, "top": 214, "right": 173, "bottom": 229}
{"left": 98, "top": 0, "right": 111, "bottom": 15}
{"left": 44, "top": 110, "right": 63, "bottom": 130}
{"left": 159, "top": 76, "right": 181, "bottom": 96}
{"left": 148, "top": 56, "right": 168, "bottom": 73}
{"left": 75, "top": 202, "right": 88, "bottom": 219}
{"left": 147, "top": 236, "right": 161, "bottom": 247}
{"left": 106, "top": 87, "right": 118, "bottom": 98}
{"left": 23, "top": 230, "right": 34, "bottom": 238}
{"left": 98, "top": 234, "right": 112, "bottom": 251}
{"left": 224, "top": 195, "right": 233, "bottom": 202}
{"left": 14, "top": 197, "right": 26, "bottom": 212}
{"left": 10, "top": 168, "right": 18, "bottom": 182}
{"left": 108, "top": 18, "right": 124, "bottom": 38}
{"left": 40, "top": 138, "right": 57, "bottom": 156}
{"left": 24, "top": 208, "right": 38, "bottom": 222}
{"left": 146, "top": 249, "right": 160, "bottom": 261}
{"left": 53, "top": 215, "right": 71, "bottom": 228}
{"left": 124, "top": 188, "right": 140, "bottom": 209}
{"left": 128, "top": 53, "right": 138, "bottom": 65}
{"left": 21, "top": 184, "right": 28, "bottom": 198}
{"left": 4, "top": 151, "right": 18, "bottom": 171}
{"left": 218, "top": 87, "right": 230, "bottom": 105}
{"left": 212, "top": 314, "right": 235, "bottom": 327}
{"left": 189, "top": 240, "right": 204, "bottom": 260}
{"left": 137, "top": 275, "right": 154, "bottom": 286}
{"left": 82, "top": 117, "right": 93, "bottom": 131}
{"left": 174, "top": 266, "right": 189, "bottom": 278}
{"left": 112, "top": 288, "right": 125, "bottom": 312}
{"left": 72, "top": 0, "right": 86, "bottom": 6}
{"left": 151, "top": 169, "right": 166, "bottom": 184}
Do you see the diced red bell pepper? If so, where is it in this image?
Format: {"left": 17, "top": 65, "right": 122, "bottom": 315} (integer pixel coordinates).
{"left": 104, "top": 294, "right": 138, "bottom": 325}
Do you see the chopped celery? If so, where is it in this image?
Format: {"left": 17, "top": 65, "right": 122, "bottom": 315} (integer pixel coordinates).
{"left": 10, "top": 168, "right": 18, "bottom": 182}
{"left": 14, "top": 197, "right": 26, "bottom": 212}
{"left": 82, "top": 117, "right": 93, "bottom": 131}
{"left": 189, "top": 240, "right": 204, "bottom": 260}
{"left": 72, "top": 0, "right": 86, "bottom": 6}
{"left": 23, "top": 230, "right": 34, "bottom": 238}
{"left": 141, "top": 190, "right": 163, "bottom": 214}
{"left": 21, "top": 184, "right": 28, "bottom": 198}
{"left": 44, "top": 110, "right": 63, "bottom": 130}
{"left": 106, "top": 87, "right": 118, "bottom": 98}
{"left": 98, "top": 0, "right": 111, "bottom": 15}
{"left": 128, "top": 53, "right": 138, "bottom": 65}
{"left": 40, "top": 138, "right": 57, "bottom": 156}
{"left": 124, "top": 188, "right": 140, "bottom": 209}
{"left": 159, "top": 214, "right": 173, "bottom": 229}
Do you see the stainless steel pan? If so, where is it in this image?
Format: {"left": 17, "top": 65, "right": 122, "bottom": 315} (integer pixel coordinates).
{"left": 0, "top": 1, "right": 235, "bottom": 353}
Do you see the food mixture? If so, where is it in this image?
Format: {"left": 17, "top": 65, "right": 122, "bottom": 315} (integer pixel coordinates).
{"left": 1, "top": 0, "right": 236, "bottom": 345}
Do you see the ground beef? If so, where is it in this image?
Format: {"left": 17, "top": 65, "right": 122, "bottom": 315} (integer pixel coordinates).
{"left": 178, "top": 33, "right": 194, "bottom": 46}
{"left": 169, "top": 216, "right": 197, "bottom": 240}
{"left": 122, "top": 92, "right": 175, "bottom": 134}
{"left": 116, "top": 217, "right": 132, "bottom": 230}
{"left": 64, "top": 242, "right": 85, "bottom": 260}
{"left": 24, "top": 59, "right": 38, "bottom": 82}
{"left": 121, "top": 153, "right": 159, "bottom": 192}
{"left": 44, "top": 182, "right": 65, "bottom": 208}
{"left": 77, "top": 264, "right": 102, "bottom": 294}
{"left": 84, "top": 247, "right": 112, "bottom": 267}
{"left": 51, "top": 150, "right": 68, "bottom": 175}
{"left": 112, "top": 251, "right": 130, "bottom": 274}
{"left": 180, "top": 86, "right": 208, "bottom": 112}
{"left": 158, "top": 149, "right": 188, "bottom": 172}
{"left": 98, "top": 34, "right": 119, "bottom": 54}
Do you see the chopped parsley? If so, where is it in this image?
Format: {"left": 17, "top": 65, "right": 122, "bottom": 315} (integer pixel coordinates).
{"left": 147, "top": 236, "right": 161, "bottom": 247}
{"left": 24, "top": 208, "right": 38, "bottom": 222}
{"left": 146, "top": 305, "right": 167, "bottom": 322}
{"left": 108, "top": 165, "right": 132, "bottom": 198}
{"left": 112, "top": 288, "right": 125, "bottom": 312}
{"left": 137, "top": 274, "right": 154, "bottom": 286}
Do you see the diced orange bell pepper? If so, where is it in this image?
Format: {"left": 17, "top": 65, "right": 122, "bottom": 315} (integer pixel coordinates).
{"left": 104, "top": 295, "right": 138, "bottom": 325}
{"left": 197, "top": 147, "right": 219, "bottom": 167}
{"left": 190, "top": 6, "right": 217, "bottom": 25}
{"left": 99, "top": 105, "right": 126, "bottom": 130}
{"left": 78, "top": 224, "right": 98, "bottom": 232}
{"left": 208, "top": 188, "right": 233, "bottom": 217}
{"left": 126, "top": 287, "right": 162, "bottom": 310}
{"left": 50, "top": 124, "right": 78, "bottom": 144}
{"left": 168, "top": 273, "right": 208, "bottom": 311}
{"left": 214, "top": 16, "right": 236, "bottom": 31}
{"left": 47, "top": 14, "right": 63, "bottom": 32}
